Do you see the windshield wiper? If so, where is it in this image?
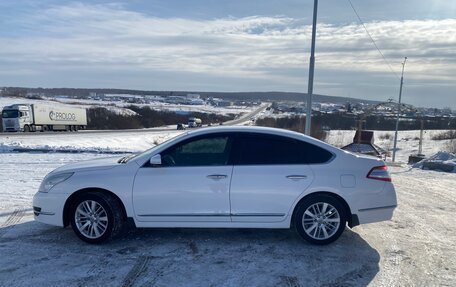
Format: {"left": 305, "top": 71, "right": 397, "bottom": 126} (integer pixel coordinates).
{"left": 118, "top": 154, "right": 136, "bottom": 164}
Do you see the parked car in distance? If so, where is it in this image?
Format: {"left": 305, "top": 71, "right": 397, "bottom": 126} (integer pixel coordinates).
{"left": 176, "top": 123, "right": 186, "bottom": 130}
{"left": 33, "top": 126, "right": 397, "bottom": 244}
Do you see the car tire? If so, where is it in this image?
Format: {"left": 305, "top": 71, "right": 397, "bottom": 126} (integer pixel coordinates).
{"left": 294, "top": 194, "right": 347, "bottom": 245}
{"left": 70, "top": 192, "right": 125, "bottom": 244}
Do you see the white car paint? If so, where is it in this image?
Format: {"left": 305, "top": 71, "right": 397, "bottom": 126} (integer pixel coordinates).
{"left": 33, "top": 126, "right": 397, "bottom": 234}
{"left": 133, "top": 165, "right": 232, "bottom": 222}
{"left": 230, "top": 165, "right": 314, "bottom": 223}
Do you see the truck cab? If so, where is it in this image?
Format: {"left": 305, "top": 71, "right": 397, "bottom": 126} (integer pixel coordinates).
{"left": 1, "top": 105, "right": 32, "bottom": 132}
{"left": 188, "top": 117, "right": 202, "bottom": 128}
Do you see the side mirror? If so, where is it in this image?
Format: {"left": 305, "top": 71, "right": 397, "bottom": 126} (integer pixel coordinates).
{"left": 149, "top": 154, "right": 162, "bottom": 166}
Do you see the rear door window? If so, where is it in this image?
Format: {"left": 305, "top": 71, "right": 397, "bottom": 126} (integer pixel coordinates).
{"left": 235, "top": 133, "right": 334, "bottom": 165}
{"left": 236, "top": 134, "right": 300, "bottom": 165}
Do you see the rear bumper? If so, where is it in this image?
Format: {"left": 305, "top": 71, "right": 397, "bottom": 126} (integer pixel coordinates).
{"left": 352, "top": 182, "right": 397, "bottom": 225}
{"left": 32, "top": 191, "right": 68, "bottom": 227}
{"left": 357, "top": 205, "right": 396, "bottom": 224}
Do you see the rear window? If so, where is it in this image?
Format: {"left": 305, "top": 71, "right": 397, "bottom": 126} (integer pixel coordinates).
{"left": 297, "top": 141, "right": 334, "bottom": 164}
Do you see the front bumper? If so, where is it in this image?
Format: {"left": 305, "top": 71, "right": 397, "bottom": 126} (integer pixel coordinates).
{"left": 32, "top": 191, "right": 68, "bottom": 227}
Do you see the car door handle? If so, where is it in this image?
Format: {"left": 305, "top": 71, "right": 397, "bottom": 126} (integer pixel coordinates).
{"left": 286, "top": 175, "right": 307, "bottom": 180}
{"left": 207, "top": 174, "right": 228, "bottom": 180}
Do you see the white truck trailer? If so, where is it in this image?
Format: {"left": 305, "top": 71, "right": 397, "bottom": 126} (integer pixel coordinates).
{"left": 1, "top": 104, "right": 87, "bottom": 132}
{"left": 187, "top": 117, "right": 202, "bottom": 128}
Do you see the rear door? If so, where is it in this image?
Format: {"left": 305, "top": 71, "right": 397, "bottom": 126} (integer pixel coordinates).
{"left": 229, "top": 133, "right": 314, "bottom": 223}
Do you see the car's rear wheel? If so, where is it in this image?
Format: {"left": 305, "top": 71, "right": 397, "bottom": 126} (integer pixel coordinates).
{"left": 70, "top": 192, "right": 125, "bottom": 244}
{"left": 295, "top": 194, "right": 347, "bottom": 245}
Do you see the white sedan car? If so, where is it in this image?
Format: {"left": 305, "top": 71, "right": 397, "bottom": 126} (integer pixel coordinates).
{"left": 33, "top": 126, "right": 397, "bottom": 245}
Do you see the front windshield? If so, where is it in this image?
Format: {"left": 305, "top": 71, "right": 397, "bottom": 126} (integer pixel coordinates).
{"left": 124, "top": 132, "right": 188, "bottom": 163}
{"left": 2, "top": 110, "right": 19, "bottom": 118}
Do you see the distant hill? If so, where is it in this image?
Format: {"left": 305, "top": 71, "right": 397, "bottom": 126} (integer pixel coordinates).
{"left": 1, "top": 87, "right": 379, "bottom": 105}
{"left": 195, "top": 91, "right": 379, "bottom": 105}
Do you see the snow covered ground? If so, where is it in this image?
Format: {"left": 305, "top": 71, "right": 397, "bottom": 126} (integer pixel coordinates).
{"left": 326, "top": 129, "right": 455, "bottom": 164}
{"left": 0, "top": 130, "right": 181, "bottom": 154}
{"left": 0, "top": 129, "right": 455, "bottom": 286}
{"left": 0, "top": 96, "right": 256, "bottom": 118}
{"left": 56, "top": 97, "right": 256, "bottom": 116}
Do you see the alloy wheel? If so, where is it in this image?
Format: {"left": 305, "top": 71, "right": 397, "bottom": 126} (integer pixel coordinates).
{"left": 302, "top": 202, "right": 340, "bottom": 240}
{"left": 75, "top": 200, "right": 109, "bottom": 239}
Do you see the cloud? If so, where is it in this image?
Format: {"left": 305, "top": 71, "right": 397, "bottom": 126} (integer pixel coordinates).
{"left": 0, "top": 2, "right": 455, "bottom": 106}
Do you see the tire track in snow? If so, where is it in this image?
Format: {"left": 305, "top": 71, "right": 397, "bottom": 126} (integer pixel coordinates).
{"left": 121, "top": 256, "right": 150, "bottom": 287}
{"left": 279, "top": 275, "right": 301, "bottom": 287}
{"left": 0, "top": 208, "right": 26, "bottom": 238}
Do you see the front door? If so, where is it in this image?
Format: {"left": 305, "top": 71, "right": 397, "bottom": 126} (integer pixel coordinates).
{"left": 132, "top": 134, "right": 234, "bottom": 222}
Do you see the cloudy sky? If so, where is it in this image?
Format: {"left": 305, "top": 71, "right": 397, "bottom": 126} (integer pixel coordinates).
{"left": 0, "top": 0, "right": 455, "bottom": 107}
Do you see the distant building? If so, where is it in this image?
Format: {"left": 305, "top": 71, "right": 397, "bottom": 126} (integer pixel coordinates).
{"left": 144, "top": 95, "right": 165, "bottom": 102}
{"left": 186, "top": 93, "right": 201, "bottom": 100}
{"left": 104, "top": 94, "right": 143, "bottom": 102}
{"left": 209, "top": 98, "right": 231, "bottom": 107}
{"left": 166, "top": 95, "right": 188, "bottom": 104}
{"left": 165, "top": 95, "right": 204, "bottom": 105}
{"left": 26, "top": 92, "right": 45, "bottom": 98}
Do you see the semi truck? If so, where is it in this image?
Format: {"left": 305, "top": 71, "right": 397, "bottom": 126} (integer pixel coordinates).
{"left": 1, "top": 104, "right": 87, "bottom": 132}
{"left": 187, "top": 117, "right": 202, "bottom": 128}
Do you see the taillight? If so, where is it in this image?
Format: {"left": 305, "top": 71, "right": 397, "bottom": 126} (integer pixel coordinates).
{"left": 367, "top": 165, "right": 391, "bottom": 182}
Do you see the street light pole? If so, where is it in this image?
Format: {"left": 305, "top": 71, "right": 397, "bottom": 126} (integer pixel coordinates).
{"left": 305, "top": 0, "right": 318, "bottom": 136}
{"left": 392, "top": 57, "right": 407, "bottom": 162}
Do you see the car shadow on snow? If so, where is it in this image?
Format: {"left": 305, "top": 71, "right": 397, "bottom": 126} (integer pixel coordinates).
{"left": 0, "top": 221, "right": 380, "bottom": 287}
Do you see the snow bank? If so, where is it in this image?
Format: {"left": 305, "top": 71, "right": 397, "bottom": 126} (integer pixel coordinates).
{"left": 413, "top": 151, "right": 456, "bottom": 173}
{"left": 0, "top": 131, "right": 181, "bottom": 154}
{"left": 0, "top": 142, "right": 130, "bottom": 154}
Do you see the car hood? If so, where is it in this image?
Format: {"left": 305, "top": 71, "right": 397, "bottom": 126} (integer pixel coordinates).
{"left": 52, "top": 156, "right": 122, "bottom": 174}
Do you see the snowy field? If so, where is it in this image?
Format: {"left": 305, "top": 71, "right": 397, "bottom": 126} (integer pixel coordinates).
{"left": 55, "top": 97, "right": 257, "bottom": 116}
{"left": 0, "top": 129, "right": 455, "bottom": 286}
{"left": 0, "top": 96, "right": 256, "bottom": 117}
{"left": 326, "top": 129, "right": 455, "bottom": 163}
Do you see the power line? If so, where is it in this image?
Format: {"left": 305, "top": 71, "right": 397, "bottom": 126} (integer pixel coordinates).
{"left": 347, "top": 0, "right": 399, "bottom": 79}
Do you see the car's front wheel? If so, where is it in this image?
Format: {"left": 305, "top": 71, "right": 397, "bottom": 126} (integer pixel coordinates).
{"left": 70, "top": 192, "right": 125, "bottom": 244}
{"left": 295, "top": 194, "right": 347, "bottom": 245}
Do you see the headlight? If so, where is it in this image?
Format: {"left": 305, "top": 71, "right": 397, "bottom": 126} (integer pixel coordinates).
{"left": 38, "top": 172, "right": 74, "bottom": 193}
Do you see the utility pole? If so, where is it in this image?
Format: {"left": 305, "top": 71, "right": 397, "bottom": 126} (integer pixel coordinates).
{"left": 305, "top": 0, "right": 318, "bottom": 136}
{"left": 392, "top": 57, "right": 407, "bottom": 162}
